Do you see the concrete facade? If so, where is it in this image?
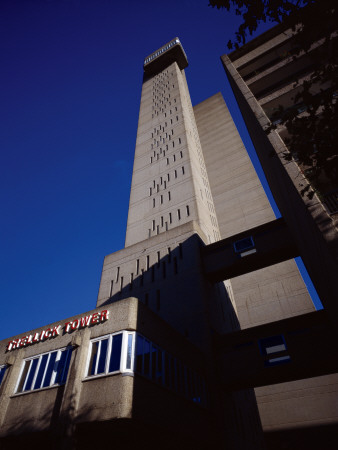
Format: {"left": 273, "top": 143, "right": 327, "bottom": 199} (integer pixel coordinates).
{"left": 221, "top": 25, "right": 338, "bottom": 450}
{"left": 1, "top": 34, "right": 336, "bottom": 450}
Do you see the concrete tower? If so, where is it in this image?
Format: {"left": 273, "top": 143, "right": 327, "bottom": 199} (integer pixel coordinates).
{"left": 125, "top": 38, "right": 221, "bottom": 247}
{"left": 96, "top": 39, "right": 237, "bottom": 353}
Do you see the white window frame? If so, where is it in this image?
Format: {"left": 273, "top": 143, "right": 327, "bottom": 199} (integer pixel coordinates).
{"left": 85, "top": 331, "right": 135, "bottom": 379}
{"left": 15, "top": 347, "right": 71, "bottom": 394}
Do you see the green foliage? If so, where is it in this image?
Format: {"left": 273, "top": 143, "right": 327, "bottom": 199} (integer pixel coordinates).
{"left": 210, "top": 0, "right": 338, "bottom": 193}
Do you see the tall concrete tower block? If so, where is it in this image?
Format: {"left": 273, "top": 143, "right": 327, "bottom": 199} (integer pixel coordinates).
{"left": 97, "top": 39, "right": 237, "bottom": 352}
{"left": 125, "top": 38, "right": 221, "bottom": 247}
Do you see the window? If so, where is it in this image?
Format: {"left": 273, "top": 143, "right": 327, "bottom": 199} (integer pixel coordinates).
{"left": 259, "top": 335, "right": 290, "bottom": 367}
{"left": 16, "top": 347, "right": 72, "bottom": 393}
{"left": 135, "top": 334, "right": 207, "bottom": 406}
{"left": 0, "top": 366, "right": 7, "bottom": 386}
{"left": 87, "top": 332, "right": 130, "bottom": 376}
{"left": 233, "top": 236, "right": 256, "bottom": 256}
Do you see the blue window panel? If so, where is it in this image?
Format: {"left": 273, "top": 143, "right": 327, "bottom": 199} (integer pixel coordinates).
{"left": 24, "top": 358, "right": 39, "bottom": 391}
{"left": 135, "top": 335, "right": 144, "bottom": 374}
{"left": 0, "top": 366, "right": 6, "bottom": 385}
{"left": 143, "top": 340, "right": 151, "bottom": 377}
{"left": 109, "top": 333, "right": 122, "bottom": 373}
{"left": 33, "top": 353, "right": 49, "bottom": 390}
{"left": 89, "top": 341, "right": 99, "bottom": 376}
{"left": 233, "top": 236, "right": 255, "bottom": 253}
{"left": 55, "top": 349, "right": 72, "bottom": 384}
{"left": 97, "top": 339, "right": 108, "bottom": 375}
{"left": 42, "top": 352, "right": 57, "bottom": 388}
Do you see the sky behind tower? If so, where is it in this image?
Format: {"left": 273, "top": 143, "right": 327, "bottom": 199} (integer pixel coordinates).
{"left": 1, "top": 0, "right": 317, "bottom": 340}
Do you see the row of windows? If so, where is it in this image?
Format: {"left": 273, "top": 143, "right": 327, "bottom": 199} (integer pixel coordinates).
{"left": 150, "top": 137, "right": 182, "bottom": 155}
{"left": 86, "top": 330, "right": 207, "bottom": 406}
{"left": 149, "top": 205, "right": 190, "bottom": 237}
{"left": 109, "top": 245, "right": 183, "bottom": 297}
{"left": 135, "top": 334, "right": 206, "bottom": 405}
{"left": 148, "top": 164, "right": 185, "bottom": 195}
{"left": 10, "top": 332, "right": 206, "bottom": 406}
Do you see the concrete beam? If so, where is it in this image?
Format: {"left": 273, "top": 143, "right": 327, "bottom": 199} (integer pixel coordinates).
{"left": 202, "top": 218, "right": 298, "bottom": 282}
{"left": 214, "top": 310, "right": 338, "bottom": 390}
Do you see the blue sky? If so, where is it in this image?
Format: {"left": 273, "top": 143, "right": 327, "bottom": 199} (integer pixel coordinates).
{"left": 1, "top": 0, "right": 317, "bottom": 341}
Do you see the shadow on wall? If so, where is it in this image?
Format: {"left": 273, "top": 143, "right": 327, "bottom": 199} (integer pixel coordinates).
{"left": 101, "top": 233, "right": 240, "bottom": 337}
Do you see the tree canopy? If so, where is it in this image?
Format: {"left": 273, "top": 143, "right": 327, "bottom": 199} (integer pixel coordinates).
{"left": 210, "top": 0, "right": 338, "bottom": 197}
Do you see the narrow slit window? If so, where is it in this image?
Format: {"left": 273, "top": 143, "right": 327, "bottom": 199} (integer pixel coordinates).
{"left": 169, "top": 212, "right": 172, "bottom": 224}
{"left": 168, "top": 191, "right": 171, "bottom": 201}
{"left": 177, "top": 209, "right": 181, "bottom": 220}
{"left": 186, "top": 205, "right": 190, "bottom": 217}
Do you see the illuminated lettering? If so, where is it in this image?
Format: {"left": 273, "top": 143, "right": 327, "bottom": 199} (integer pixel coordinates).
{"left": 19, "top": 336, "right": 28, "bottom": 347}
{"left": 64, "top": 322, "right": 72, "bottom": 333}
{"left": 100, "top": 310, "right": 109, "bottom": 322}
{"left": 80, "top": 315, "right": 92, "bottom": 327}
{"left": 91, "top": 313, "right": 99, "bottom": 324}
{"left": 5, "top": 309, "right": 110, "bottom": 351}
{"left": 51, "top": 325, "right": 61, "bottom": 337}
{"left": 32, "top": 332, "right": 40, "bottom": 343}
{"left": 71, "top": 319, "right": 79, "bottom": 330}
